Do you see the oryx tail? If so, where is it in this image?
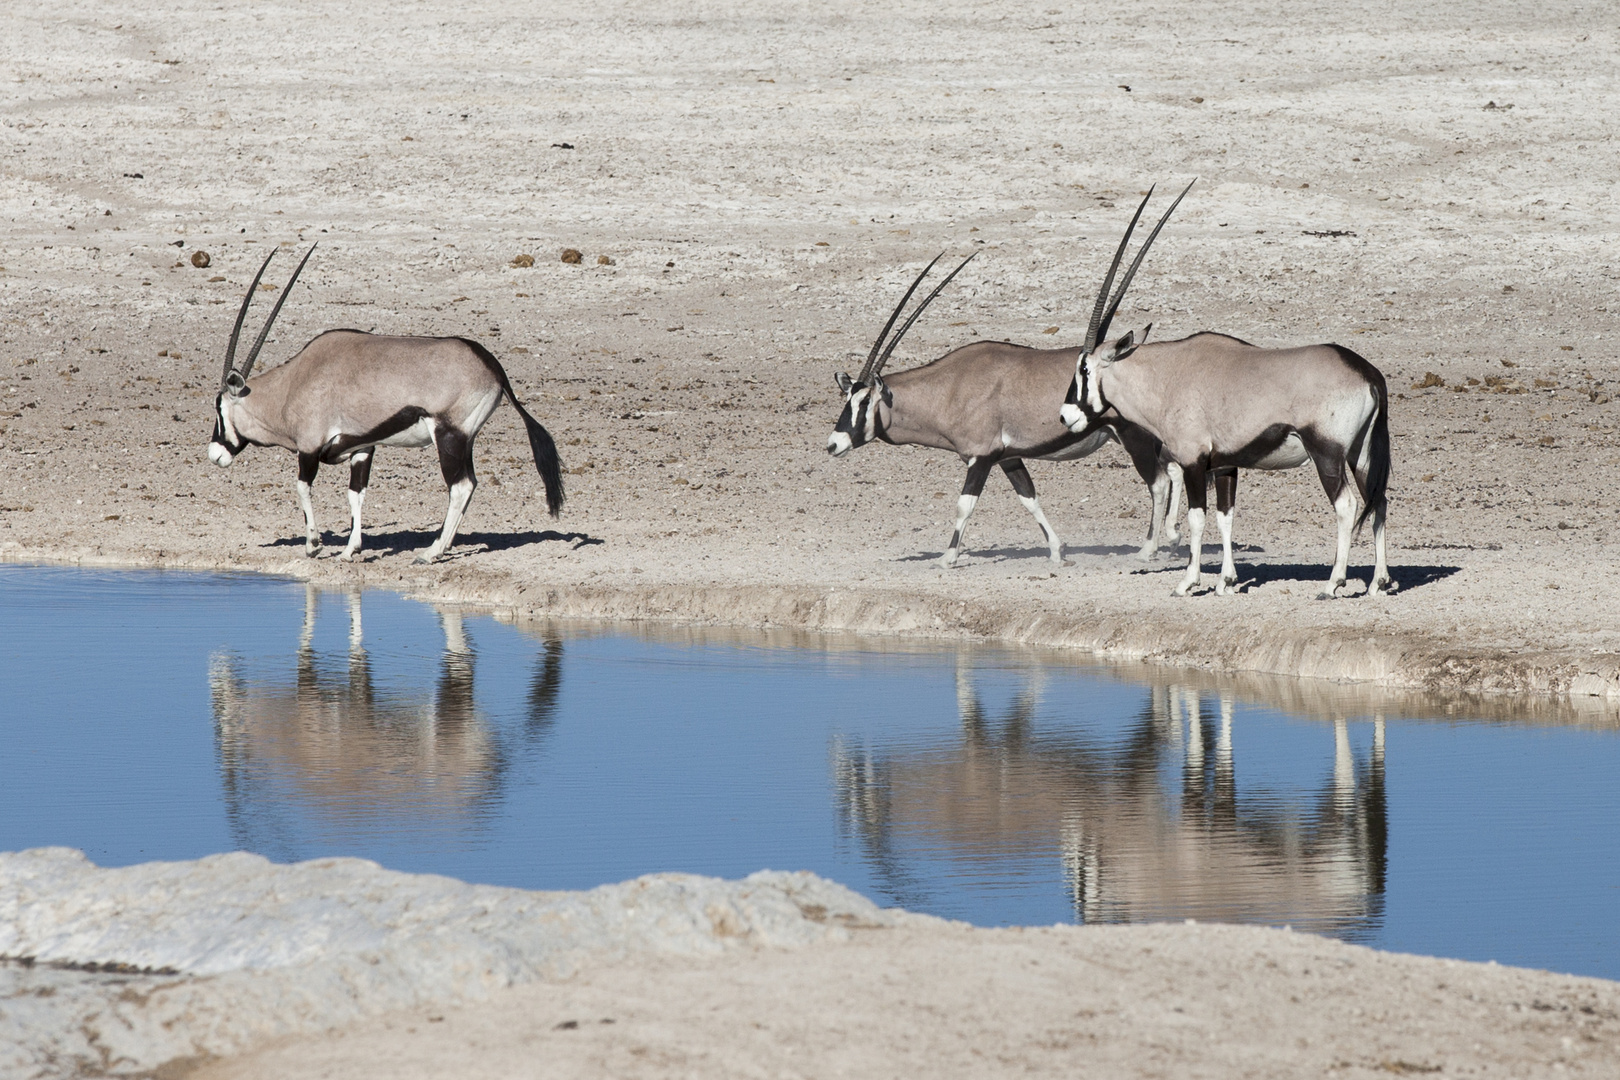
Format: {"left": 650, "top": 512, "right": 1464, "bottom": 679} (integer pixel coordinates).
{"left": 459, "top": 338, "right": 564, "bottom": 517}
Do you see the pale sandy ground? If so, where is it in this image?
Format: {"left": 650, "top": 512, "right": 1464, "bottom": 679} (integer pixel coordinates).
{"left": 4, "top": 0, "right": 1620, "bottom": 1075}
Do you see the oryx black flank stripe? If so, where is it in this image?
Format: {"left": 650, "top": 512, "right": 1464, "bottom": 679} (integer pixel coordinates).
{"left": 318, "top": 406, "right": 430, "bottom": 464}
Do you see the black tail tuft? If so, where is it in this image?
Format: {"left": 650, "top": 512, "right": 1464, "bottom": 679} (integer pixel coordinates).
{"left": 1354, "top": 371, "right": 1389, "bottom": 536}
{"left": 460, "top": 339, "right": 565, "bottom": 516}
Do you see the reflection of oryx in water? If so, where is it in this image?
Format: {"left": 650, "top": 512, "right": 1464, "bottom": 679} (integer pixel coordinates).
{"left": 833, "top": 662, "right": 1386, "bottom": 935}
{"left": 210, "top": 586, "right": 561, "bottom": 855}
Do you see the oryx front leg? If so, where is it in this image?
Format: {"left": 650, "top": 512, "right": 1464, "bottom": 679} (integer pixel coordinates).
{"left": 340, "top": 451, "right": 372, "bottom": 562}
{"left": 1001, "top": 459, "right": 1066, "bottom": 566}
{"left": 943, "top": 458, "right": 993, "bottom": 567}
{"left": 416, "top": 424, "right": 478, "bottom": 564}
{"left": 296, "top": 453, "right": 322, "bottom": 556}
{"left": 1213, "top": 470, "right": 1238, "bottom": 595}
{"left": 1174, "top": 463, "right": 1208, "bottom": 596}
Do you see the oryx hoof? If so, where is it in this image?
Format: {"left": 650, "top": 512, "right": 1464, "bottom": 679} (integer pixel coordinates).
{"left": 940, "top": 552, "right": 961, "bottom": 568}
{"left": 304, "top": 544, "right": 322, "bottom": 559}
{"left": 1173, "top": 579, "right": 1200, "bottom": 597}
{"left": 339, "top": 549, "right": 360, "bottom": 563}
{"left": 1135, "top": 545, "right": 1157, "bottom": 563}
{"left": 1216, "top": 575, "right": 1238, "bottom": 596}
{"left": 413, "top": 552, "right": 437, "bottom": 565}
{"left": 1316, "top": 581, "right": 1346, "bottom": 601}
{"left": 1371, "top": 577, "right": 1397, "bottom": 596}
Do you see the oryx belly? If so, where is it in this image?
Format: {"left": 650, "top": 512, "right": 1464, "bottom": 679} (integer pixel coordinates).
{"left": 1249, "top": 433, "right": 1308, "bottom": 469}
{"left": 1041, "top": 426, "right": 1115, "bottom": 462}
{"left": 376, "top": 415, "right": 436, "bottom": 449}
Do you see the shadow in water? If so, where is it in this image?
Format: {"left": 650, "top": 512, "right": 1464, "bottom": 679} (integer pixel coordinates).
{"left": 211, "top": 586, "right": 563, "bottom": 860}
{"left": 834, "top": 660, "right": 1387, "bottom": 938}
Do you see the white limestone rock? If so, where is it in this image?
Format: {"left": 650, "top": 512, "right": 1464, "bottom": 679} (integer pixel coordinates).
{"left": 0, "top": 848, "right": 915, "bottom": 1078}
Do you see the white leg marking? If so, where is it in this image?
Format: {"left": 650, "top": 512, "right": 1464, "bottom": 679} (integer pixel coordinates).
{"left": 1175, "top": 507, "right": 1205, "bottom": 596}
{"left": 1214, "top": 507, "right": 1237, "bottom": 595}
{"left": 297, "top": 480, "right": 321, "bottom": 556}
{"left": 1139, "top": 469, "right": 1170, "bottom": 561}
{"left": 340, "top": 488, "right": 365, "bottom": 562}
{"left": 941, "top": 493, "right": 979, "bottom": 567}
{"left": 1319, "top": 487, "right": 1355, "bottom": 599}
{"left": 1371, "top": 501, "right": 1393, "bottom": 594}
{"left": 416, "top": 478, "right": 476, "bottom": 564}
{"left": 1017, "top": 494, "right": 1065, "bottom": 565}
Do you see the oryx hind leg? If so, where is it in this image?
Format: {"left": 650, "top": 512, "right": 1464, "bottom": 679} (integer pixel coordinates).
{"left": 943, "top": 458, "right": 993, "bottom": 567}
{"left": 1213, "top": 469, "right": 1238, "bottom": 595}
{"left": 1000, "top": 459, "right": 1066, "bottom": 566}
{"left": 1312, "top": 450, "right": 1355, "bottom": 599}
{"left": 1371, "top": 500, "right": 1392, "bottom": 594}
{"left": 296, "top": 452, "right": 322, "bottom": 556}
{"left": 1142, "top": 460, "right": 1185, "bottom": 560}
{"left": 417, "top": 424, "right": 478, "bottom": 564}
{"left": 340, "top": 451, "right": 373, "bottom": 562}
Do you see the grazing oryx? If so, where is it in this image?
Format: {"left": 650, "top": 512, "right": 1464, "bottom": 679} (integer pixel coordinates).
{"left": 827, "top": 253, "right": 1184, "bottom": 567}
{"left": 207, "top": 246, "right": 564, "bottom": 564}
{"left": 1058, "top": 187, "right": 1391, "bottom": 598}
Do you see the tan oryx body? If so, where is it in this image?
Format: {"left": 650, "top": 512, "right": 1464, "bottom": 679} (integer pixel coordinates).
{"left": 828, "top": 254, "right": 1184, "bottom": 567}
{"left": 1058, "top": 188, "right": 1391, "bottom": 599}
{"left": 208, "top": 247, "right": 564, "bottom": 563}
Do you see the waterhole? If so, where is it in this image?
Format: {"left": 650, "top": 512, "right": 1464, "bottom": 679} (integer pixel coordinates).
{"left": 3, "top": 565, "right": 1617, "bottom": 978}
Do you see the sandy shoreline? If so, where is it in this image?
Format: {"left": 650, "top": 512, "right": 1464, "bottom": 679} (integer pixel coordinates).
{"left": 4, "top": 0, "right": 1619, "bottom": 1074}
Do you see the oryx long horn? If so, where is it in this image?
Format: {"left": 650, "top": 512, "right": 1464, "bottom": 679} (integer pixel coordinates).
{"left": 871, "top": 251, "right": 978, "bottom": 381}
{"left": 237, "top": 243, "right": 318, "bottom": 380}
{"left": 858, "top": 252, "right": 945, "bottom": 386}
{"left": 1095, "top": 179, "right": 1194, "bottom": 346}
{"left": 222, "top": 249, "right": 279, "bottom": 388}
{"left": 1083, "top": 187, "right": 1153, "bottom": 354}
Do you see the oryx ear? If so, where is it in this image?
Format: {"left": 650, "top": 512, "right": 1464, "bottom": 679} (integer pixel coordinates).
{"left": 872, "top": 373, "right": 893, "bottom": 406}
{"left": 224, "top": 370, "right": 249, "bottom": 397}
{"left": 835, "top": 371, "right": 854, "bottom": 396}
{"left": 1099, "top": 324, "right": 1151, "bottom": 366}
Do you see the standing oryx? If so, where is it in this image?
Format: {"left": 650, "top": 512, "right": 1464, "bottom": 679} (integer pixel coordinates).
{"left": 827, "top": 253, "right": 1184, "bottom": 567}
{"left": 207, "top": 245, "right": 565, "bottom": 564}
{"left": 1058, "top": 187, "right": 1392, "bottom": 598}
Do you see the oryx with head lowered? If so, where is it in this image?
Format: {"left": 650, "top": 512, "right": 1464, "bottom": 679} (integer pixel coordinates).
{"left": 1058, "top": 187, "right": 1392, "bottom": 599}
{"left": 826, "top": 253, "right": 1185, "bottom": 567}
{"left": 207, "top": 246, "right": 565, "bottom": 563}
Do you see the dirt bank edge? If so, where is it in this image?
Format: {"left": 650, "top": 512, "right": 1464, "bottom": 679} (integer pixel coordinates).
{"left": 7, "top": 541, "right": 1618, "bottom": 711}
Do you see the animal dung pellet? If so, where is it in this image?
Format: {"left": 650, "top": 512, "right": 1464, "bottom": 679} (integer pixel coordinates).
{"left": 209, "top": 275, "right": 226, "bottom": 282}
{"left": 597, "top": 254, "right": 615, "bottom": 265}
{"left": 511, "top": 253, "right": 535, "bottom": 268}
{"left": 1412, "top": 372, "right": 1444, "bottom": 389}
{"left": 560, "top": 249, "right": 583, "bottom": 264}
{"left": 190, "top": 251, "right": 211, "bottom": 268}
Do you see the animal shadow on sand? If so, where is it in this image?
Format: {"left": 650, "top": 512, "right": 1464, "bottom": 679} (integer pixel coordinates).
{"left": 263, "top": 527, "right": 603, "bottom": 560}
{"left": 895, "top": 542, "right": 1264, "bottom": 564}
{"left": 1132, "top": 560, "right": 1460, "bottom": 594}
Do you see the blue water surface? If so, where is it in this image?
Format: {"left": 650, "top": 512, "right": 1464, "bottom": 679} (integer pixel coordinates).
{"left": 1, "top": 564, "right": 1616, "bottom": 979}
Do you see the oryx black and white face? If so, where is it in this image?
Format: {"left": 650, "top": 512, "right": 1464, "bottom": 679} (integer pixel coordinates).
{"left": 1060, "top": 329, "right": 1147, "bottom": 433}
{"left": 827, "top": 371, "right": 892, "bottom": 457}
{"left": 208, "top": 372, "right": 250, "bottom": 467}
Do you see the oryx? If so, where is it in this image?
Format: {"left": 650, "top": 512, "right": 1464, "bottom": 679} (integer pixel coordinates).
{"left": 827, "top": 253, "right": 1184, "bottom": 567}
{"left": 1058, "top": 187, "right": 1392, "bottom": 598}
{"left": 207, "top": 245, "right": 565, "bottom": 563}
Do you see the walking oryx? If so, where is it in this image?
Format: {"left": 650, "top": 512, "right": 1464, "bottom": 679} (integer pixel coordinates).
{"left": 827, "top": 253, "right": 1185, "bottom": 567}
{"left": 1057, "top": 188, "right": 1392, "bottom": 599}
{"left": 207, "top": 246, "right": 565, "bottom": 564}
